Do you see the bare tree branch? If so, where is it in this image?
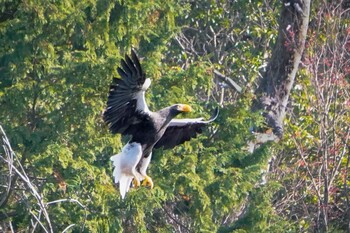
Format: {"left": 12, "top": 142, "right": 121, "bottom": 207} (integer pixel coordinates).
{"left": 214, "top": 70, "right": 242, "bottom": 93}
{"left": 0, "top": 125, "right": 87, "bottom": 232}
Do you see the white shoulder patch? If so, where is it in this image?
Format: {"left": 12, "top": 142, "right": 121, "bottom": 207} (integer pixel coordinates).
{"left": 142, "top": 78, "right": 151, "bottom": 91}
{"left": 135, "top": 79, "right": 151, "bottom": 113}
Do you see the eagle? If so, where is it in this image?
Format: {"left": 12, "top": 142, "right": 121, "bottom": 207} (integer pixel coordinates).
{"left": 103, "top": 50, "right": 218, "bottom": 199}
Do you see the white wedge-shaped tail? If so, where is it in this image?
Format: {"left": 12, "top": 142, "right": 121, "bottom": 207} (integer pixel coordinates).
{"left": 110, "top": 142, "right": 142, "bottom": 199}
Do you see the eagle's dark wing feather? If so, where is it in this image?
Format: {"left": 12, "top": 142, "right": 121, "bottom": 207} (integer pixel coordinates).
{"left": 103, "top": 50, "right": 150, "bottom": 135}
{"left": 154, "top": 107, "right": 219, "bottom": 149}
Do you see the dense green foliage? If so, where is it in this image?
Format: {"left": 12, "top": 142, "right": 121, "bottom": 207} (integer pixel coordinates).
{"left": 0, "top": 0, "right": 348, "bottom": 232}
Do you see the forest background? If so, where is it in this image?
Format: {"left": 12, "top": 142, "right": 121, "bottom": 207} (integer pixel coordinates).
{"left": 0, "top": 0, "right": 349, "bottom": 232}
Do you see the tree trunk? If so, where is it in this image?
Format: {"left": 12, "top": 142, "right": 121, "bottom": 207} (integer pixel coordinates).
{"left": 235, "top": 1, "right": 312, "bottom": 227}
{"left": 253, "top": 0, "right": 311, "bottom": 138}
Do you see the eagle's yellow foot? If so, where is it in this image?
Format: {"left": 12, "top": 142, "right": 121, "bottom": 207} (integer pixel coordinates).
{"left": 132, "top": 177, "right": 141, "bottom": 187}
{"left": 142, "top": 175, "right": 154, "bottom": 189}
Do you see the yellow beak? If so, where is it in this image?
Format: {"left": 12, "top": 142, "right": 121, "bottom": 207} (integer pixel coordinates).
{"left": 179, "top": 104, "right": 192, "bottom": 112}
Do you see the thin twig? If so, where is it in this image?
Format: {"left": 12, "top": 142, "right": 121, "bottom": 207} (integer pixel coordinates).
{"left": 62, "top": 224, "right": 76, "bottom": 233}
{"left": 30, "top": 210, "right": 48, "bottom": 233}
{"left": 46, "top": 198, "right": 86, "bottom": 209}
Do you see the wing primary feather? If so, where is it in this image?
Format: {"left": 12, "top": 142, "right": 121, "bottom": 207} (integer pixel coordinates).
{"left": 103, "top": 50, "right": 151, "bottom": 136}
{"left": 209, "top": 107, "right": 219, "bottom": 122}
{"left": 125, "top": 54, "right": 137, "bottom": 75}
{"left": 131, "top": 50, "right": 143, "bottom": 79}
{"left": 121, "top": 59, "right": 132, "bottom": 76}
{"left": 117, "top": 68, "right": 128, "bottom": 79}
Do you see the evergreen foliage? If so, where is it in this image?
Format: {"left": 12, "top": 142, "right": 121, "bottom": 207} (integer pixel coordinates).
{"left": 0, "top": 0, "right": 348, "bottom": 232}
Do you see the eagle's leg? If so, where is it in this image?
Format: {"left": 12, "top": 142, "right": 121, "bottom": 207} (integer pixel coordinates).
{"left": 132, "top": 172, "right": 141, "bottom": 187}
{"left": 141, "top": 175, "right": 154, "bottom": 189}
{"left": 138, "top": 153, "right": 154, "bottom": 188}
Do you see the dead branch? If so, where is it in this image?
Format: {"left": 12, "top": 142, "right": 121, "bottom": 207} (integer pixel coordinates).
{"left": 0, "top": 125, "right": 87, "bottom": 232}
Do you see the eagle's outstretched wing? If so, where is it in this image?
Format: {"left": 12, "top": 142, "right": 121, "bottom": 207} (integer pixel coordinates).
{"left": 103, "top": 50, "right": 151, "bottom": 135}
{"left": 154, "top": 107, "right": 219, "bottom": 149}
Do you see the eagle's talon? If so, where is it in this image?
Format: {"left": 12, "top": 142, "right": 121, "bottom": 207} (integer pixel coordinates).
{"left": 132, "top": 177, "right": 141, "bottom": 188}
{"left": 142, "top": 175, "right": 154, "bottom": 189}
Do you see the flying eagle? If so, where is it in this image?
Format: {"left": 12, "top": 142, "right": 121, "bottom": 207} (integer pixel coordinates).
{"left": 103, "top": 50, "right": 218, "bottom": 199}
